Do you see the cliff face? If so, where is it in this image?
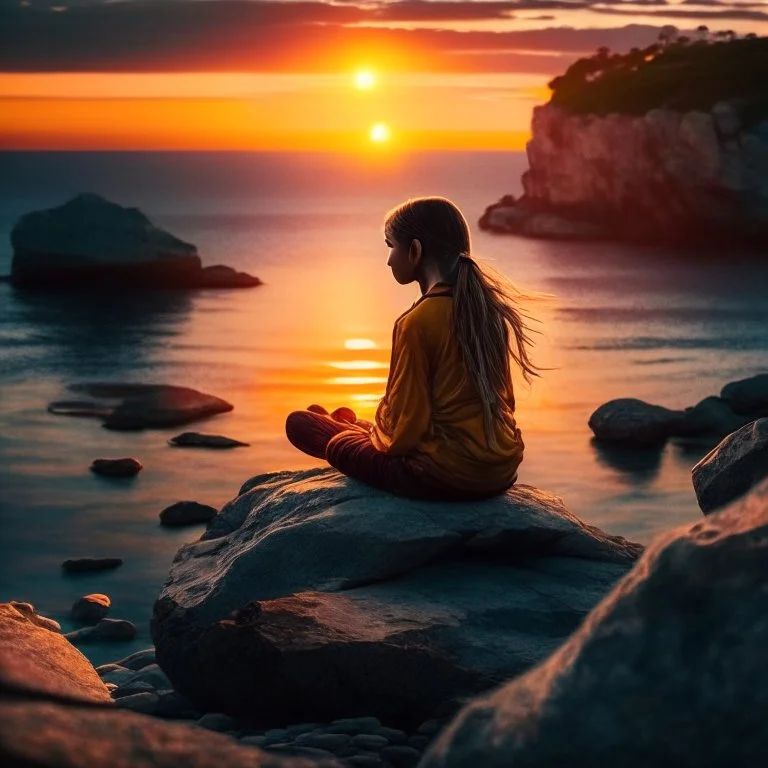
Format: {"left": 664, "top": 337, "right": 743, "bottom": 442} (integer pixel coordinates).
{"left": 483, "top": 102, "right": 768, "bottom": 244}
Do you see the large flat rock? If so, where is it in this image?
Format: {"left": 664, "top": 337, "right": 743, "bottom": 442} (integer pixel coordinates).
{"left": 152, "top": 469, "right": 641, "bottom": 725}
{"left": 421, "top": 477, "right": 768, "bottom": 768}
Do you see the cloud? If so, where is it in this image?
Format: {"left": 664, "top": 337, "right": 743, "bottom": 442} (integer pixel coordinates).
{"left": 593, "top": 5, "right": 768, "bottom": 20}
{"left": 0, "top": 0, "right": 682, "bottom": 73}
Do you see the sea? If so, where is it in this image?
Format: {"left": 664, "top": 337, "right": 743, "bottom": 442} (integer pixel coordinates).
{"left": 1, "top": 150, "right": 767, "bottom": 666}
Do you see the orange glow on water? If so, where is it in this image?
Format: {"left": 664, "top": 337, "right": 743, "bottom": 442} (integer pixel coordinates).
{"left": 328, "top": 361, "right": 387, "bottom": 370}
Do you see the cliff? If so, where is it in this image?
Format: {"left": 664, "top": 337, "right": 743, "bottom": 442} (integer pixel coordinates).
{"left": 481, "top": 36, "right": 768, "bottom": 245}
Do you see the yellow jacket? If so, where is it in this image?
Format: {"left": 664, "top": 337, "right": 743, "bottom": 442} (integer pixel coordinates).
{"left": 371, "top": 282, "right": 524, "bottom": 493}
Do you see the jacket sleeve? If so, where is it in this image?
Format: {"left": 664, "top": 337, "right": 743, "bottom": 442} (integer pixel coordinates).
{"left": 372, "top": 319, "right": 432, "bottom": 456}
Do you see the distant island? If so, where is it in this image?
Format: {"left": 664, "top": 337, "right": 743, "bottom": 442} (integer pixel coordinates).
{"left": 480, "top": 32, "right": 768, "bottom": 246}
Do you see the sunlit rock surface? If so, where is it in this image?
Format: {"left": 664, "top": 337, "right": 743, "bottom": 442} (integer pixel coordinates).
{"left": 693, "top": 418, "right": 768, "bottom": 513}
{"left": 481, "top": 102, "right": 768, "bottom": 244}
{"left": 0, "top": 602, "right": 111, "bottom": 704}
{"left": 152, "top": 468, "right": 641, "bottom": 726}
{"left": 421, "top": 477, "right": 768, "bottom": 768}
{"left": 10, "top": 193, "right": 262, "bottom": 289}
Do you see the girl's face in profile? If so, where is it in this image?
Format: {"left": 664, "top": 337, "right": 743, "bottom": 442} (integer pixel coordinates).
{"left": 385, "top": 234, "right": 421, "bottom": 285}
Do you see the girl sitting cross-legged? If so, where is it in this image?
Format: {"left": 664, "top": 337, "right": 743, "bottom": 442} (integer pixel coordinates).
{"left": 285, "top": 195, "right": 543, "bottom": 501}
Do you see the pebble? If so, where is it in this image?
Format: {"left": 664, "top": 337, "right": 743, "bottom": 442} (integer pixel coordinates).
{"left": 104, "top": 682, "right": 118, "bottom": 692}
{"left": 325, "top": 717, "right": 382, "bottom": 735}
{"left": 239, "top": 735, "right": 268, "bottom": 747}
{"left": 266, "top": 745, "right": 336, "bottom": 760}
{"left": 62, "top": 557, "right": 123, "bottom": 573}
{"left": 154, "top": 690, "right": 203, "bottom": 719}
{"left": 352, "top": 734, "right": 390, "bottom": 751}
{"left": 262, "top": 728, "right": 290, "bottom": 742}
{"left": 95, "top": 663, "right": 126, "bottom": 676}
{"left": 115, "top": 648, "right": 156, "bottom": 671}
{"left": 100, "top": 667, "right": 137, "bottom": 686}
{"left": 66, "top": 618, "right": 137, "bottom": 644}
{"left": 71, "top": 593, "right": 110, "bottom": 624}
{"left": 130, "top": 663, "right": 171, "bottom": 690}
{"left": 196, "top": 713, "right": 240, "bottom": 732}
{"left": 112, "top": 681, "right": 155, "bottom": 698}
{"left": 382, "top": 745, "right": 421, "bottom": 767}
{"left": 286, "top": 722, "right": 321, "bottom": 736}
{"left": 294, "top": 733, "right": 351, "bottom": 753}
{"left": 114, "top": 692, "right": 159, "bottom": 715}
{"left": 159, "top": 501, "right": 218, "bottom": 527}
{"left": 346, "top": 756, "right": 384, "bottom": 767}
{"left": 374, "top": 727, "right": 407, "bottom": 744}
{"left": 90, "top": 457, "right": 143, "bottom": 477}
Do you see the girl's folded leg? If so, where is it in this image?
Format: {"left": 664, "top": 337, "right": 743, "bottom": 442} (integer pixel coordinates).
{"left": 285, "top": 409, "right": 354, "bottom": 460}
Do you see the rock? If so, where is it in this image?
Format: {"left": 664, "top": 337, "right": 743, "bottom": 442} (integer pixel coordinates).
{"left": 197, "top": 712, "right": 241, "bottom": 732}
{"left": 169, "top": 431, "right": 250, "bottom": 449}
{"left": 66, "top": 619, "right": 137, "bottom": 644}
{"left": 0, "top": 699, "right": 341, "bottom": 766}
{"left": 294, "top": 733, "right": 351, "bottom": 752}
{"left": 154, "top": 690, "right": 203, "bottom": 719}
{"left": 672, "top": 396, "right": 754, "bottom": 443}
{"left": 588, "top": 398, "right": 686, "bottom": 445}
{"left": 62, "top": 557, "right": 123, "bottom": 573}
{"left": 151, "top": 469, "right": 641, "bottom": 725}
{"left": 90, "top": 457, "right": 143, "bottom": 477}
{"left": 692, "top": 419, "right": 768, "bottom": 513}
{"left": 130, "top": 663, "right": 172, "bottom": 690}
{"left": 0, "top": 602, "right": 112, "bottom": 704}
{"left": 99, "top": 667, "right": 136, "bottom": 687}
{"left": 373, "top": 727, "right": 407, "bottom": 744}
{"left": 113, "top": 692, "right": 160, "bottom": 714}
{"left": 115, "top": 647, "right": 156, "bottom": 671}
{"left": 9, "top": 194, "right": 261, "bottom": 291}
{"left": 324, "top": 718, "right": 381, "bottom": 735}
{"left": 112, "top": 680, "right": 155, "bottom": 698}
{"left": 160, "top": 501, "right": 218, "bottom": 527}
{"left": 95, "top": 663, "right": 127, "bottom": 676}
{"left": 721, "top": 374, "right": 768, "bottom": 416}
{"left": 351, "top": 735, "right": 389, "bottom": 751}
{"left": 420, "top": 477, "right": 768, "bottom": 768}
{"left": 71, "top": 593, "right": 111, "bottom": 624}
{"left": 198, "top": 264, "right": 263, "bottom": 289}
{"left": 8, "top": 601, "right": 61, "bottom": 633}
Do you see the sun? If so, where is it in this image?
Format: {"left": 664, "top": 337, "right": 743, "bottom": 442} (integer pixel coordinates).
{"left": 354, "top": 70, "right": 376, "bottom": 89}
{"left": 369, "top": 123, "right": 391, "bottom": 143}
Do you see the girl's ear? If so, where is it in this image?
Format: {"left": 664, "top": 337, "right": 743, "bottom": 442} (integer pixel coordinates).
{"left": 409, "top": 238, "right": 422, "bottom": 265}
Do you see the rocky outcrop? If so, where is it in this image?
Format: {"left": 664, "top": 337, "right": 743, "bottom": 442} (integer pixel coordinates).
{"left": 588, "top": 374, "right": 768, "bottom": 448}
{"left": 421, "top": 476, "right": 768, "bottom": 768}
{"left": 10, "top": 194, "right": 262, "bottom": 289}
{"left": 49, "top": 382, "right": 234, "bottom": 430}
{"left": 151, "top": 468, "right": 641, "bottom": 726}
{"left": 481, "top": 102, "right": 768, "bottom": 245}
{"left": 692, "top": 418, "right": 768, "bottom": 513}
{"left": 169, "top": 432, "right": 250, "bottom": 449}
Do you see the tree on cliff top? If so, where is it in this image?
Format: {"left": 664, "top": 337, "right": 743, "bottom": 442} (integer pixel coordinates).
{"left": 548, "top": 34, "right": 768, "bottom": 125}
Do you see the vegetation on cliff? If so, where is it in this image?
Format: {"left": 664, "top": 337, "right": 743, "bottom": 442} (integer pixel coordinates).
{"left": 548, "top": 31, "right": 768, "bottom": 125}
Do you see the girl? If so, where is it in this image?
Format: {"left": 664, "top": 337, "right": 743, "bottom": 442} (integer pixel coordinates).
{"left": 285, "top": 196, "right": 541, "bottom": 501}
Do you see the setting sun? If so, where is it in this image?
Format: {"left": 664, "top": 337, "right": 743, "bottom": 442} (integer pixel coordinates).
{"left": 369, "top": 123, "right": 391, "bottom": 143}
{"left": 354, "top": 70, "right": 376, "bottom": 89}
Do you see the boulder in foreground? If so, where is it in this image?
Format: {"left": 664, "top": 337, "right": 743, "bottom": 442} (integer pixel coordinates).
{"left": 692, "top": 418, "right": 768, "bottom": 513}
{"left": 421, "top": 477, "right": 768, "bottom": 768}
{"left": 10, "top": 193, "right": 262, "bottom": 290}
{"left": 152, "top": 468, "right": 641, "bottom": 726}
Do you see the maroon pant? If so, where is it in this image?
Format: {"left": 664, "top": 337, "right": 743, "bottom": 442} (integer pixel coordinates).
{"left": 285, "top": 407, "right": 507, "bottom": 501}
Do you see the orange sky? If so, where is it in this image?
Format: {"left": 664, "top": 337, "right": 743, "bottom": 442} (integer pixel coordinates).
{"left": 1, "top": 1, "right": 765, "bottom": 152}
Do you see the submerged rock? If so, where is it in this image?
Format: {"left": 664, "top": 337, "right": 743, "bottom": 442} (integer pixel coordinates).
{"left": 90, "top": 457, "right": 143, "bottom": 477}
{"left": 66, "top": 618, "right": 137, "bottom": 644}
{"left": 160, "top": 501, "right": 218, "bottom": 527}
{"left": 152, "top": 468, "right": 641, "bottom": 726}
{"left": 692, "top": 418, "right": 768, "bottom": 513}
{"left": 50, "top": 382, "right": 234, "bottom": 430}
{"left": 421, "top": 477, "right": 768, "bottom": 768}
{"left": 169, "top": 432, "right": 250, "bottom": 449}
{"left": 10, "top": 194, "right": 262, "bottom": 290}
{"left": 62, "top": 557, "right": 123, "bottom": 573}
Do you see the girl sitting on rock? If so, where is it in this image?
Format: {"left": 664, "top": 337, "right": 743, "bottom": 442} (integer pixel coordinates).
{"left": 286, "top": 196, "right": 541, "bottom": 500}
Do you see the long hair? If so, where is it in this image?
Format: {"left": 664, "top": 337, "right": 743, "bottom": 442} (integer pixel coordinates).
{"left": 383, "top": 196, "right": 544, "bottom": 448}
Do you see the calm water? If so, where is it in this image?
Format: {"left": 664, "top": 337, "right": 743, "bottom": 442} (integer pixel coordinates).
{"left": 1, "top": 151, "right": 767, "bottom": 665}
